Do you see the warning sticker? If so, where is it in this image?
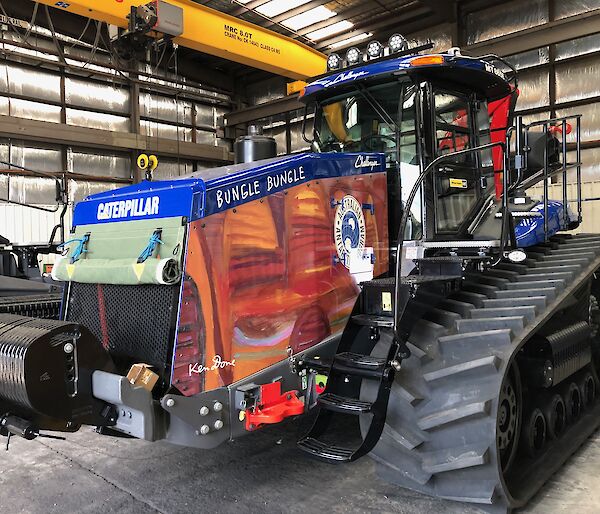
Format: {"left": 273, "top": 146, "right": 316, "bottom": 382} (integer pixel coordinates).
{"left": 449, "top": 178, "right": 468, "bottom": 189}
{"left": 382, "top": 292, "right": 392, "bottom": 312}
{"left": 224, "top": 24, "right": 282, "bottom": 55}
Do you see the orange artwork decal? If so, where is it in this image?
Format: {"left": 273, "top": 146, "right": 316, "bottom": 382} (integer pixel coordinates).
{"left": 172, "top": 173, "right": 389, "bottom": 394}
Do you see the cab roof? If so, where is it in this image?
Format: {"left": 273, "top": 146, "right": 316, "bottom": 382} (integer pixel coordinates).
{"left": 300, "top": 52, "right": 513, "bottom": 103}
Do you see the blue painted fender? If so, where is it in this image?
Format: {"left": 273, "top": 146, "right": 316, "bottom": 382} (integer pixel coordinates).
{"left": 514, "top": 200, "right": 575, "bottom": 247}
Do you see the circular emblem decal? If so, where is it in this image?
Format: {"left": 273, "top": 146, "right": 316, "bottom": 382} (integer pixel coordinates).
{"left": 334, "top": 195, "right": 366, "bottom": 268}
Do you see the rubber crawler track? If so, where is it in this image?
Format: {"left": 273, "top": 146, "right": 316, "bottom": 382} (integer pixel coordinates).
{"left": 362, "top": 234, "right": 600, "bottom": 513}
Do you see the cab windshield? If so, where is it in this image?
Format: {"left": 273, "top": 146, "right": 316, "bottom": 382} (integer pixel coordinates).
{"left": 313, "top": 81, "right": 422, "bottom": 239}
{"left": 315, "top": 82, "right": 404, "bottom": 157}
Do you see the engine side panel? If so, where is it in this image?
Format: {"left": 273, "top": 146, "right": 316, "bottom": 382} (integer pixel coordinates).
{"left": 172, "top": 172, "right": 389, "bottom": 395}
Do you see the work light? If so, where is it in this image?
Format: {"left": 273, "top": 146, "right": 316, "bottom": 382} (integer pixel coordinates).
{"left": 388, "top": 33, "right": 408, "bottom": 53}
{"left": 366, "top": 40, "right": 384, "bottom": 59}
{"left": 346, "top": 47, "right": 362, "bottom": 65}
{"left": 327, "top": 53, "right": 342, "bottom": 71}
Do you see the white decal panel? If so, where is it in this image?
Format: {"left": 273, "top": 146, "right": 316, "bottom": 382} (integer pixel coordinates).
{"left": 334, "top": 195, "right": 367, "bottom": 269}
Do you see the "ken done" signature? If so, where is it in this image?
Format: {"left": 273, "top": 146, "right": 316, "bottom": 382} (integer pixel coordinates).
{"left": 189, "top": 355, "right": 236, "bottom": 376}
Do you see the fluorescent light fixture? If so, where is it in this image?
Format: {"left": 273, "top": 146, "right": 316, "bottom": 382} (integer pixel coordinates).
{"left": 256, "top": 0, "right": 312, "bottom": 18}
{"left": 306, "top": 20, "right": 354, "bottom": 41}
{"left": 282, "top": 6, "right": 336, "bottom": 31}
{"left": 329, "top": 32, "right": 373, "bottom": 50}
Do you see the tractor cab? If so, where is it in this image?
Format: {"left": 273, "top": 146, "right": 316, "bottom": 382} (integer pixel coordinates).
{"left": 296, "top": 40, "right": 586, "bottom": 469}
{"left": 301, "top": 44, "right": 518, "bottom": 256}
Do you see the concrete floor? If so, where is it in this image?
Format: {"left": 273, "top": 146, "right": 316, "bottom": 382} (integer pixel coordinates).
{"left": 2, "top": 419, "right": 600, "bottom": 514}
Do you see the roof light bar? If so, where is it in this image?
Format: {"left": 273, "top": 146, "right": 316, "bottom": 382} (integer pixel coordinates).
{"left": 388, "top": 34, "right": 408, "bottom": 53}
{"left": 323, "top": 35, "right": 440, "bottom": 73}
{"left": 327, "top": 53, "right": 342, "bottom": 71}
{"left": 345, "top": 47, "right": 362, "bottom": 65}
{"left": 366, "top": 40, "right": 384, "bottom": 59}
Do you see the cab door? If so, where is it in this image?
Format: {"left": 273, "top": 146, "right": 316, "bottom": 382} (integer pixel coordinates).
{"left": 428, "top": 89, "right": 491, "bottom": 236}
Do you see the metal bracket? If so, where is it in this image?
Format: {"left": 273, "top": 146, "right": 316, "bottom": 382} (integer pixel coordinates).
{"left": 92, "top": 371, "right": 165, "bottom": 442}
{"left": 161, "top": 388, "right": 229, "bottom": 449}
{"left": 362, "top": 203, "right": 375, "bottom": 215}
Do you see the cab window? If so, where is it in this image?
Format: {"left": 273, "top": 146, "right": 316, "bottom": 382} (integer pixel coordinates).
{"left": 316, "top": 82, "right": 402, "bottom": 159}
{"left": 433, "top": 91, "right": 478, "bottom": 233}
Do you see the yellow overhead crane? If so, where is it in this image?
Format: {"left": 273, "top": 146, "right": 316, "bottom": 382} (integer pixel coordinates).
{"left": 34, "top": 0, "right": 327, "bottom": 80}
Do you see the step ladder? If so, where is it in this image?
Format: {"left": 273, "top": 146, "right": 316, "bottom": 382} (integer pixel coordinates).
{"left": 298, "top": 269, "right": 461, "bottom": 462}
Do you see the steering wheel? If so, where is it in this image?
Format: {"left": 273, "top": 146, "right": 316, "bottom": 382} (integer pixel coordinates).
{"left": 359, "top": 134, "right": 397, "bottom": 152}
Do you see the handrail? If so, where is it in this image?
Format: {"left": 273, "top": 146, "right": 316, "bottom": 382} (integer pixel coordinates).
{"left": 393, "top": 141, "right": 507, "bottom": 342}
{"left": 511, "top": 113, "right": 583, "bottom": 239}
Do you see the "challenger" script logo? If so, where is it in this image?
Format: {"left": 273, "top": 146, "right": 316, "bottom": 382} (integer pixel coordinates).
{"left": 355, "top": 155, "right": 380, "bottom": 171}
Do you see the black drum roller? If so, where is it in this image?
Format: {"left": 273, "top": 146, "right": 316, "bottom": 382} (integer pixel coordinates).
{"left": 578, "top": 371, "right": 596, "bottom": 410}
{"left": 0, "top": 313, "right": 116, "bottom": 431}
{"left": 562, "top": 382, "right": 582, "bottom": 424}
{"left": 540, "top": 393, "right": 566, "bottom": 440}
{"left": 521, "top": 407, "right": 546, "bottom": 458}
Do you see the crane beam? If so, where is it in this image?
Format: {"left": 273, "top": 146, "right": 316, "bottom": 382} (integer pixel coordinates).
{"left": 35, "top": 0, "right": 327, "bottom": 80}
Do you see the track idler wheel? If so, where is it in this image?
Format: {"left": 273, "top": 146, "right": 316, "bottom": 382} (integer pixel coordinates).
{"left": 497, "top": 364, "right": 522, "bottom": 473}
{"left": 578, "top": 371, "right": 596, "bottom": 410}
{"left": 562, "top": 382, "right": 582, "bottom": 423}
{"left": 521, "top": 407, "right": 547, "bottom": 458}
{"left": 540, "top": 393, "right": 566, "bottom": 440}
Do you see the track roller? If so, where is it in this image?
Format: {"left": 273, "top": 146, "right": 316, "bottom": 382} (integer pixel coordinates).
{"left": 540, "top": 393, "right": 566, "bottom": 440}
{"left": 521, "top": 407, "right": 546, "bottom": 458}
{"left": 562, "top": 382, "right": 582, "bottom": 423}
{"left": 578, "top": 371, "right": 596, "bottom": 409}
{"left": 498, "top": 365, "right": 521, "bottom": 472}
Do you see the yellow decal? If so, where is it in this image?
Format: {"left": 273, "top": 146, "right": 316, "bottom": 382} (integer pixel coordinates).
{"left": 382, "top": 291, "right": 392, "bottom": 312}
{"left": 133, "top": 262, "right": 145, "bottom": 281}
{"left": 449, "top": 178, "right": 468, "bottom": 189}
{"left": 66, "top": 264, "right": 75, "bottom": 279}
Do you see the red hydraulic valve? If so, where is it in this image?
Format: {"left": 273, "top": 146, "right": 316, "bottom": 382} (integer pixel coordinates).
{"left": 245, "top": 382, "right": 304, "bottom": 431}
{"left": 549, "top": 123, "right": 572, "bottom": 135}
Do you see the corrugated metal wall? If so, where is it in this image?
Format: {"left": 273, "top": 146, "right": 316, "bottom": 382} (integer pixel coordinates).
{"left": 466, "top": 0, "right": 600, "bottom": 231}
{"left": 0, "top": 19, "right": 234, "bottom": 246}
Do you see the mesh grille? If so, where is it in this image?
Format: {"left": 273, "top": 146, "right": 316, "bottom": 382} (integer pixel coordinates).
{"left": 65, "top": 283, "right": 180, "bottom": 375}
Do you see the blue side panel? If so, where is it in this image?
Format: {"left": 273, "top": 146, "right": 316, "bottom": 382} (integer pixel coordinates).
{"left": 515, "top": 200, "right": 571, "bottom": 247}
{"left": 73, "top": 178, "right": 205, "bottom": 227}
{"left": 72, "top": 152, "right": 385, "bottom": 226}
{"left": 203, "top": 152, "right": 385, "bottom": 216}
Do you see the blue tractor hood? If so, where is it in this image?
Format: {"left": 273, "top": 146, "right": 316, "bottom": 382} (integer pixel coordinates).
{"left": 72, "top": 152, "right": 386, "bottom": 227}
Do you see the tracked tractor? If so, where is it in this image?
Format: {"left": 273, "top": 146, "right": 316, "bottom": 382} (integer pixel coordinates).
{"left": 0, "top": 38, "right": 597, "bottom": 513}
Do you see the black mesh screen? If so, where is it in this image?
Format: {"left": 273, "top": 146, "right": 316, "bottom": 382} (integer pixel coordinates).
{"left": 65, "top": 283, "right": 180, "bottom": 375}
